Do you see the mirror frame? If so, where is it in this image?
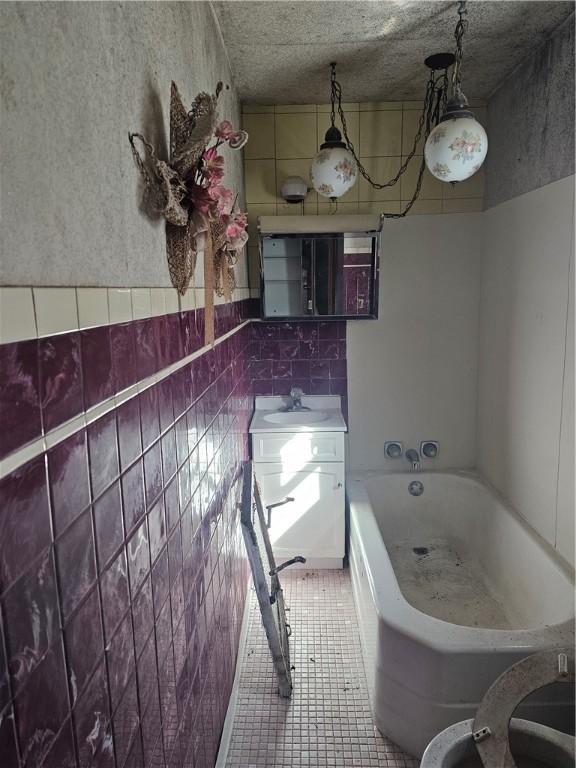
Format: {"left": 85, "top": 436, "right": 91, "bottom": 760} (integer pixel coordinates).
{"left": 258, "top": 231, "right": 380, "bottom": 321}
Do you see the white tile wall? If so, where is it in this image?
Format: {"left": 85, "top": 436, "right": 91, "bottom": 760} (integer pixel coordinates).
{"left": 0, "top": 286, "right": 252, "bottom": 344}
{"left": 33, "top": 287, "right": 79, "bottom": 335}
{"left": 0, "top": 287, "right": 37, "bottom": 343}
{"left": 131, "top": 287, "right": 152, "bottom": 320}
{"left": 164, "top": 287, "right": 179, "bottom": 314}
{"left": 77, "top": 287, "right": 109, "bottom": 328}
{"left": 108, "top": 288, "right": 133, "bottom": 324}
{"left": 150, "top": 287, "right": 167, "bottom": 317}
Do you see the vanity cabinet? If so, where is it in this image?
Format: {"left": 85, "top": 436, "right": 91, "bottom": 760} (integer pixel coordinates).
{"left": 252, "top": 431, "right": 345, "bottom": 568}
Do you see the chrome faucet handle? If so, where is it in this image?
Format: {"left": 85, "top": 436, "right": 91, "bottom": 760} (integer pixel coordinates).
{"left": 289, "top": 386, "right": 304, "bottom": 411}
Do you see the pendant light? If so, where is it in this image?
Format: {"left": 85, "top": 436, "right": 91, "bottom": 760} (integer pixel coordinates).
{"left": 311, "top": 1, "right": 486, "bottom": 212}
{"left": 424, "top": 1, "right": 488, "bottom": 182}
{"left": 311, "top": 64, "right": 358, "bottom": 200}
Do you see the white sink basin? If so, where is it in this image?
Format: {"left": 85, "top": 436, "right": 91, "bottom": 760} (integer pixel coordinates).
{"left": 263, "top": 410, "right": 329, "bottom": 425}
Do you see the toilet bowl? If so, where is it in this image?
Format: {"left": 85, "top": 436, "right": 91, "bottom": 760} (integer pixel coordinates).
{"left": 420, "top": 717, "right": 575, "bottom": 767}
{"left": 420, "top": 648, "right": 575, "bottom": 768}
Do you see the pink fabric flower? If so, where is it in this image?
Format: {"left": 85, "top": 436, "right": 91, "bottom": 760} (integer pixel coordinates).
{"left": 209, "top": 185, "right": 234, "bottom": 214}
{"left": 215, "top": 121, "right": 235, "bottom": 141}
{"left": 202, "top": 148, "right": 225, "bottom": 186}
{"left": 223, "top": 209, "right": 248, "bottom": 250}
{"left": 226, "top": 222, "right": 244, "bottom": 240}
{"left": 233, "top": 211, "right": 248, "bottom": 229}
{"left": 227, "top": 226, "right": 249, "bottom": 250}
{"left": 215, "top": 121, "right": 249, "bottom": 150}
{"left": 190, "top": 184, "right": 214, "bottom": 214}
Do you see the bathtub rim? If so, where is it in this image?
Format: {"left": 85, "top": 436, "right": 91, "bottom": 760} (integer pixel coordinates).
{"left": 347, "top": 469, "right": 575, "bottom": 653}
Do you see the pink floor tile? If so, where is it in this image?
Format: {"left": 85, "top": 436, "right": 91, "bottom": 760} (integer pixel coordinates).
{"left": 225, "top": 569, "right": 419, "bottom": 768}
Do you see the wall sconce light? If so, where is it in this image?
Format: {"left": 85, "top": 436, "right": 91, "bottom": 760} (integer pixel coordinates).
{"left": 281, "top": 176, "right": 309, "bottom": 203}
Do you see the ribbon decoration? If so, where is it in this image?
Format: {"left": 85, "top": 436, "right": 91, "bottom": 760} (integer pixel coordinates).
{"left": 203, "top": 230, "right": 215, "bottom": 346}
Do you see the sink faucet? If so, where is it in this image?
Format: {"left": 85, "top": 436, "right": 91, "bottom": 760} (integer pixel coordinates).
{"left": 405, "top": 448, "right": 420, "bottom": 471}
{"left": 289, "top": 387, "right": 304, "bottom": 411}
{"left": 281, "top": 387, "right": 310, "bottom": 412}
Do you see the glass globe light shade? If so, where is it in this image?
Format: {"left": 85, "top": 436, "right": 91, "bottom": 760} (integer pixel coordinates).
{"left": 425, "top": 112, "right": 488, "bottom": 183}
{"left": 311, "top": 126, "right": 358, "bottom": 199}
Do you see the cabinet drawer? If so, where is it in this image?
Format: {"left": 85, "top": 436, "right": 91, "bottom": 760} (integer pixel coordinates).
{"left": 252, "top": 432, "right": 345, "bottom": 463}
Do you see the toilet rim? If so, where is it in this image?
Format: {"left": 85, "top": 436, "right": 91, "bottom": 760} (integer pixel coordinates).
{"left": 420, "top": 717, "right": 575, "bottom": 767}
{"left": 472, "top": 647, "right": 575, "bottom": 768}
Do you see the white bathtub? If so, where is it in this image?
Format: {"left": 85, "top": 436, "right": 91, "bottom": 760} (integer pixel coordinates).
{"left": 347, "top": 470, "right": 575, "bottom": 758}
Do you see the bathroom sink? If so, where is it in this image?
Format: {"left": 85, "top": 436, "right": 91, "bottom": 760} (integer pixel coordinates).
{"left": 263, "top": 411, "right": 329, "bottom": 425}
{"left": 249, "top": 395, "right": 347, "bottom": 433}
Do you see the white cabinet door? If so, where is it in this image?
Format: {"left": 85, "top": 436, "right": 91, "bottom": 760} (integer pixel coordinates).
{"left": 254, "top": 462, "right": 345, "bottom": 564}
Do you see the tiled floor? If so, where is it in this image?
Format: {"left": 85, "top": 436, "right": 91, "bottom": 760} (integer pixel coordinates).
{"left": 224, "top": 569, "right": 420, "bottom": 767}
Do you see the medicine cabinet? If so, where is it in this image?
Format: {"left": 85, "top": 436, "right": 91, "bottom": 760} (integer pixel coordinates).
{"left": 258, "top": 215, "right": 382, "bottom": 320}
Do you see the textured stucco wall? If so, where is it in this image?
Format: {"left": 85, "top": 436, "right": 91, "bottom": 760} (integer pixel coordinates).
{"left": 0, "top": 2, "right": 245, "bottom": 287}
{"left": 485, "top": 13, "right": 575, "bottom": 209}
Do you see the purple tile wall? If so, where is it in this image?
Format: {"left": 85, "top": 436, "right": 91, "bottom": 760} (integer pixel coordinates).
{"left": 0, "top": 303, "right": 255, "bottom": 768}
{"left": 0, "top": 298, "right": 350, "bottom": 768}
{"left": 249, "top": 320, "right": 347, "bottom": 415}
{"left": 0, "top": 300, "right": 257, "bottom": 463}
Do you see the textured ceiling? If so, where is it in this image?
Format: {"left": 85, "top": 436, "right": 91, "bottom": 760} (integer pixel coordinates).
{"left": 212, "top": 1, "right": 574, "bottom": 103}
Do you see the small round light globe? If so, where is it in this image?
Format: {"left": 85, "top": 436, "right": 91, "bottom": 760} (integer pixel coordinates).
{"left": 425, "top": 115, "right": 488, "bottom": 183}
{"left": 311, "top": 125, "right": 358, "bottom": 199}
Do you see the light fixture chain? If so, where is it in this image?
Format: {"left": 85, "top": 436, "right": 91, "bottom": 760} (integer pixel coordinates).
{"left": 331, "top": 67, "right": 449, "bottom": 217}
{"left": 330, "top": 62, "right": 337, "bottom": 129}
{"left": 335, "top": 73, "right": 435, "bottom": 191}
{"left": 385, "top": 74, "right": 439, "bottom": 218}
{"left": 452, "top": 0, "right": 468, "bottom": 96}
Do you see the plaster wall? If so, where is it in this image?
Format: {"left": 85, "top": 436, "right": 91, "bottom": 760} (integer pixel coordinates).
{"left": 347, "top": 213, "right": 483, "bottom": 473}
{"left": 485, "top": 12, "right": 575, "bottom": 209}
{"left": 0, "top": 1, "right": 246, "bottom": 289}
{"left": 0, "top": 5, "right": 253, "bottom": 768}
{"left": 477, "top": 175, "right": 575, "bottom": 567}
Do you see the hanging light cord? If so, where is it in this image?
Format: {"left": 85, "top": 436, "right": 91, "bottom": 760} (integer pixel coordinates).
{"left": 330, "top": 63, "right": 449, "bottom": 217}
{"left": 452, "top": 1, "right": 468, "bottom": 97}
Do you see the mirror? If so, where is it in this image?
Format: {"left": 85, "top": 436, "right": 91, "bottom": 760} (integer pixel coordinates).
{"left": 260, "top": 232, "right": 379, "bottom": 320}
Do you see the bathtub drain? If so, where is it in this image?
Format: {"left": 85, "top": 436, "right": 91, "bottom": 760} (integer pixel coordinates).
{"left": 413, "top": 547, "right": 429, "bottom": 556}
{"left": 408, "top": 480, "right": 424, "bottom": 497}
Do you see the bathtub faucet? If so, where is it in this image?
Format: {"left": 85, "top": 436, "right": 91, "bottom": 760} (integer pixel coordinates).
{"left": 405, "top": 448, "right": 420, "bottom": 471}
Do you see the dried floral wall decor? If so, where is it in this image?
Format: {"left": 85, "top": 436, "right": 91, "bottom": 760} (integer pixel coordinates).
{"left": 129, "top": 81, "right": 249, "bottom": 343}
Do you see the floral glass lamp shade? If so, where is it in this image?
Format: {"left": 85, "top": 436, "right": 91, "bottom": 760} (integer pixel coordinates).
{"left": 310, "top": 2, "right": 487, "bottom": 204}
{"left": 424, "top": 96, "right": 488, "bottom": 182}
{"left": 311, "top": 126, "right": 358, "bottom": 199}
{"left": 424, "top": 1, "right": 488, "bottom": 183}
